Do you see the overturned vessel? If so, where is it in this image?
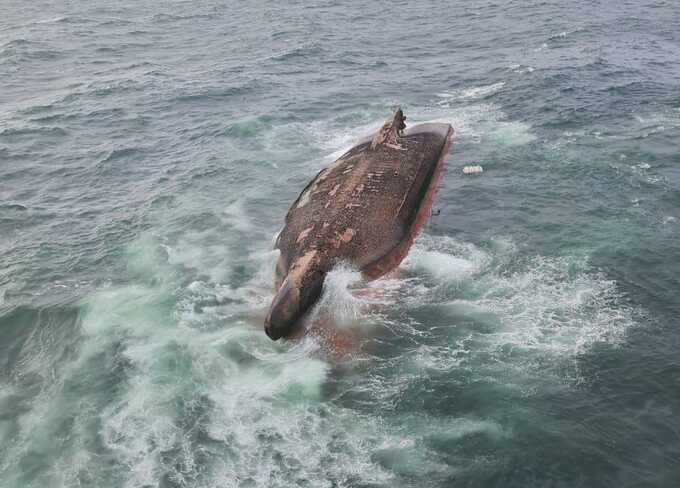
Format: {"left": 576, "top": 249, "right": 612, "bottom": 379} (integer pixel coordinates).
{"left": 265, "top": 109, "right": 454, "bottom": 340}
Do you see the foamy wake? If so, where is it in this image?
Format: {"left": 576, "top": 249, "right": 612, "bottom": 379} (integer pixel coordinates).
{"left": 381, "top": 235, "right": 637, "bottom": 389}
{"left": 0, "top": 222, "right": 640, "bottom": 487}
{"left": 95, "top": 97, "right": 630, "bottom": 485}
{"left": 0, "top": 112, "right": 639, "bottom": 486}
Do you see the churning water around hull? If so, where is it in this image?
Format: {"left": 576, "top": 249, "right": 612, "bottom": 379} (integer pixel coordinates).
{"left": 0, "top": 225, "right": 641, "bottom": 487}
{"left": 2, "top": 0, "right": 680, "bottom": 486}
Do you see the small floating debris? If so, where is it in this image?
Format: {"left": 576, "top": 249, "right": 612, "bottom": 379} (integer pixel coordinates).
{"left": 463, "top": 165, "right": 483, "bottom": 174}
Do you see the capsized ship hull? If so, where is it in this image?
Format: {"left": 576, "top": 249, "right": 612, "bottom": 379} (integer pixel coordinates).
{"left": 265, "top": 110, "right": 454, "bottom": 340}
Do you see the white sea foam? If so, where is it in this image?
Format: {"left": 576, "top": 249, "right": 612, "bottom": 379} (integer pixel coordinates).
{"left": 404, "top": 247, "right": 479, "bottom": 282}
{"left": 309, "top": 264, "right": 366, "bottom": 327}
{"left": 473, "top": 256, "right": 632, "bottom": 355}
{"left": 75, "top": 235, "right": 392, "bottom": 486}
{"left": 222, "top": 198, "right": 254, "bottom": 233}
{"left": 413, "top": 103, "right": 535, "bottom": 146}
{"left": 304, "top": 95, "right": 535, "bottom": 167}
{"left": 393, "top": 235, "right": 637, "bottom": 386}
{"left": 403, "top": 234, "right": 491, "bottom": 281}
{"left": 435, "top": 82, "right": 506, "bottom": 101}
{"left": 308, "top": 116, "right": 385, "bottom": 162}
{"left": 0, "top": 219, "right": 639, "bottom": 486}
{"left": 547, "top": 27, "right": 584, "bottom": 40}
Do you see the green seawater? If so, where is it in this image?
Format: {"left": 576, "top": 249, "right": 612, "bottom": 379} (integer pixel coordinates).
{"left": 1, "top": 1, "right": 679, "bottom": 486}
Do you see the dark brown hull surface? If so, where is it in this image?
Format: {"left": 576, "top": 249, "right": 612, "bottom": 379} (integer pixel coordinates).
{"left": 265, "top": 112, "right": 454, "bottom": 340}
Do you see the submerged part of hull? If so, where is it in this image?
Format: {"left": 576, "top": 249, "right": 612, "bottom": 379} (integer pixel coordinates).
{"left": 265, "top": 110, "right": 454, "bottom": 340}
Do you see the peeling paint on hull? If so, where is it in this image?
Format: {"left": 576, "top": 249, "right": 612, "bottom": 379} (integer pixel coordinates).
{"left": 265, "top": 114, "right": 454, "bottom": 340}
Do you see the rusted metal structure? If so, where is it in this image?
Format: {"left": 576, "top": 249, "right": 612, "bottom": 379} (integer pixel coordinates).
{"left": 265, "top": 109, "right": 454, "bottom": 340}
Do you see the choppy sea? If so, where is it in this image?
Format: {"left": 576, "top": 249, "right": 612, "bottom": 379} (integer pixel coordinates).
{"left": 2, "top": 1, "right": 680, "bottom": 486}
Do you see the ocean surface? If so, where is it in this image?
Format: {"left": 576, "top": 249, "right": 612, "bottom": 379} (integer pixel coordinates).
{"left": 1, "top": 1, "right": 680, "bottom": 486}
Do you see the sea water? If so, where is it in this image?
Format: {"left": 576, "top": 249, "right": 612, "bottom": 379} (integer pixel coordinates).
{"left": 1, "top": 1, "right": 679, "bottom": 486}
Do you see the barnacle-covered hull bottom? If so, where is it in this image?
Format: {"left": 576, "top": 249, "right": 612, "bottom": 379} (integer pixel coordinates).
{"left": 265, "top": 114, "right": 454, "bottom": 340}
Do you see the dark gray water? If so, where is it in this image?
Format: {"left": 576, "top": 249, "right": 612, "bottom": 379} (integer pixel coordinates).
{"left": 2, "top": 1, "right": 680, "bottom": 486}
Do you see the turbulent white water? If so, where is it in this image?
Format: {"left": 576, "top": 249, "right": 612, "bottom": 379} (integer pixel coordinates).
{"left": 0, "top": 72, "right": 640, "bottom": 483}
{"left": 0, "top": 198, "right": 639, "bottom": 486}
{"left": 2, "top": 1, "right": 678, "bottom": 485}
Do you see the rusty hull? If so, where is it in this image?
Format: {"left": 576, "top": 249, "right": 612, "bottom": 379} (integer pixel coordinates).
{"left": 265, "top": 112, "right": 454, "bottom": 340}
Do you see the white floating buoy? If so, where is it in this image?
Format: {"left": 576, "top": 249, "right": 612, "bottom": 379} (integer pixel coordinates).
{"left": 463, "top": 165, "right": 484, "bottom": 174}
